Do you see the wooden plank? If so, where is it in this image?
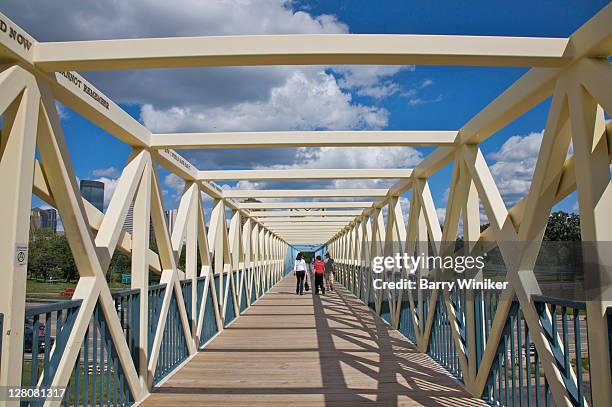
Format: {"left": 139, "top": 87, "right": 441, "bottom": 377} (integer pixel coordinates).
{"left": 143, "top": 277, "right": 486, "bottom": 406}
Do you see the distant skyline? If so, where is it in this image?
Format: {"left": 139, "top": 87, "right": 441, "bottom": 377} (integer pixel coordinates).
{"left": 30, "top": 207, "right": 58, "bottom": 234}
{"left": 5, "top": 1, "right": 608, "bottom": 224}
{"left": 80, "top": 180, "right": 105, "bottom": 213}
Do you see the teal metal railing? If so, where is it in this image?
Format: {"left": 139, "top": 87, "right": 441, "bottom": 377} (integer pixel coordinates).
{"left": 147, "top": 284, "right": 166, "bottom": 357}
{"left": 180, "top": 280, "right": 193, "bottom": 330}
{"left": 22, "top": 298, "right": 136, "bottom": 406}
{"left": 335, "top": 262, "right": 596, "bottom": 407}
{"left": 398, "top": 297, "right": 417, "bottom": 343}
{"left": 13, "top": 267, "right": 273, "bottom": 405}
{"left": 112, "top": 288, "right": 140, "bottom": 369}
{"left": 152, "top": 287, "right": 189, "bottom": 385}
{"left": 196, "top": 276, "right": 205, "bottom": 322}
{"left": 427, "top": 292, "right": 463, "bottom": 381}
{"left": 239, "top": 269, "right": 248, "bottom": 313}
{"left": 199, "top": 275, "right": 219, "bottom": 348}
{"left": 81, "top": 303, "right": 135, "bottom": 406}
{"left": 480, "top": 295, "right": 591, "bottom": 406}
{"left": 224, "top": 272, "right": 237, "bottom": 327}
{"left": 250, "top": 270, "right": 258, "bottom": 304}
{"left": 21, "top": 299, "right": 82, "bottom": 405}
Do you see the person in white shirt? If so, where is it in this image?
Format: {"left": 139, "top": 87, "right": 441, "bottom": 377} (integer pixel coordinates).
{"left": 293, "top": 252, "right": 309, "bottom": 295}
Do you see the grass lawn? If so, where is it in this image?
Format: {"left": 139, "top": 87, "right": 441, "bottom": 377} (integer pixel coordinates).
{"left": 26, "top": 280, "right": 130, "bottom": 294}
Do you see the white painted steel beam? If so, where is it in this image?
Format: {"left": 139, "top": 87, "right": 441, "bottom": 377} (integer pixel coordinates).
{"left": 258, "top": 217, "right": 356, "bottom": 222}
{"left": 33, "top": 35, "right": 571, "bottom": 71}
{"left": 281, "top": 236, "right": 337, "bottom": 239}
{"left": 279, "top": 231, "right": 340, "bottom": 233}
{"left": 267, "top": 225, "right": 344, "bottom": 230}
{"left": 224, "top": 188, "right": 388, "bottom": 198}
{"left": 0, "top": 4, "right": 610, "bottom": 405}
{"left": 199, "top": 169, "right": 412, "bottom": 181}
{"left": 262, "top": 221, "right": 351, "bottom": 226}
{"left": 248, "top": 210, "right": 363, "bottom": 217}
{"left": 266, "top": 222, "right": 348, "bottom": 230}
{"left": 150, "top": 131, "right": 457, "bottom": 149}
{"left": 240, "top": 201, "right": 373, "bottom": 209}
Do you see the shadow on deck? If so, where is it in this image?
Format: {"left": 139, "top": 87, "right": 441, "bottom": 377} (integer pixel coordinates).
{"left": 142, "top": 276, "right": 485, "bottom": 406}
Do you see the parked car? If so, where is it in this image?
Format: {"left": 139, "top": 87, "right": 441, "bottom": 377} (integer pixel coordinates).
{"left": 60, "top": 288, "right": 75, "bottom": 297}
{"left": 23, "top": 318, "right": 54, "bottom": 353}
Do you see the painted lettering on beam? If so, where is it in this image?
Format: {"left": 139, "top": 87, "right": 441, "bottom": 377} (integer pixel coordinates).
{"left": 0, "top": 18, "right": 33, "bottom": 52}
{"left": 58, "top": 71, "right": 110, "bottom": 110}
{"left": 162, "top": 149, "right": 193, "bottom": 171}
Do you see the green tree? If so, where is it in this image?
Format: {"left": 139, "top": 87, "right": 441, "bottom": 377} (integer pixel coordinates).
{"left": 28, "top": 228, "right": 78, "bottom": 282}
{"left": 109, "top": 251, "right": 131, "bottom": 283}
{"left": 543, "top": 211, "right": 581, "bottom": 241}
{"left": 28, "top": 228, "right": 55, "bottom": 280}
{"left": 479, "top": 211, "right": 581, "bottom": 241}
{"left": 52, "top": 233, "right": 78, "bottom": 281}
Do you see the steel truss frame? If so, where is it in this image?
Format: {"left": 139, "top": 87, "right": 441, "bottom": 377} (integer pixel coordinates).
{"left": 0, "top": 5, "right": 611, "bottom": 406}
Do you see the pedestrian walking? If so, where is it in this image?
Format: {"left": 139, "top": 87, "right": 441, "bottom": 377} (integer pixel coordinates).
{"left": 313, "top": 255, "right": 325, "bottom": 295}
{"left": 294, "top": 252, "right": 308, "bottom": 295}
{"left": 324, "top": 253, "right": 335, "bottom": 291}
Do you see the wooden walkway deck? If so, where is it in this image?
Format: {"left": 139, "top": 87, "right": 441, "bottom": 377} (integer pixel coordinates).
{"left": 142, "top": 276, "right": 486, "bottom": 406}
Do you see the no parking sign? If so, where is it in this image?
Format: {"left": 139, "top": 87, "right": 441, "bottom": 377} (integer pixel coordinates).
{"left": 15, "top": 244, "right": 28, "bottom": 267}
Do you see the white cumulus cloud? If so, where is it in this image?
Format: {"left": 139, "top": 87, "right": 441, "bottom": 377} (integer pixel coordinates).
{"left": 141, "top": 70, "right": 389, "bottom": 133}
{"left": 487, "top": 130, "right": 544, "bottom": 206}
{"left": 92, "top": 166, "right": 120, "bottom": 178}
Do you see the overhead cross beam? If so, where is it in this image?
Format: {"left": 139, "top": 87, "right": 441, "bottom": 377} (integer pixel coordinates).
{"left": 1, "top": 4, "right": 611, "bottom": 406}
{"left": 33, "top": 34, "right": 571, "bottom": 71}
{"left": 240, "top": 201, "right": 373, "bottom": 209}
{"left": 262, "top": 221, "right": 352, "bottom": 225}
{"left": 281, "top": 235, "right": 337, "bottom": 239}
{"left": 150, "top": 131, "right": 457, "bottom": 149}
{"left": 267, "top": 224, "right": 345, "bottom": 229}
{"left": 199, "top": 169, "right": 412, "bottom": 181}
{"left": 258, "top": 217, "right": 356, "bottom": 222}
{"left": 248, "top": 210, "right": 363, "bottom": 217}
{"left": 224, "top": 188, "right": 388, "bottom": 198}
{"left": 283, "top": 233, "right": 337, "bottom": 235}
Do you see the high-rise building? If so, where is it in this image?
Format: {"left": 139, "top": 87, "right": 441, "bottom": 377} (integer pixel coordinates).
{"left": 123, "top": 203, "right": 134, "bottom": 234}
{"left": 164, "top": 209, "right": 178, "bottom": 234}
{"left": 124, "top": 203, "right": 154, "bottom": 242}
{"left": 80, "top": 180, "right": 105, "bottom": 212}
{"left": 30, "top": 207, "right": 58, "bottom": 234}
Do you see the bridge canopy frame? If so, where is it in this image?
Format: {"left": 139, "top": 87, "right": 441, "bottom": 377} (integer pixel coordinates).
{"left": 0, "top": 4, "right": 611, "bottom": 406}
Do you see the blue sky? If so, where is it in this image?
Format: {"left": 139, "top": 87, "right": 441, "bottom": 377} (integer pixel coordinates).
{"left": 4, "top": 0, "right": 608, "bottom": 226}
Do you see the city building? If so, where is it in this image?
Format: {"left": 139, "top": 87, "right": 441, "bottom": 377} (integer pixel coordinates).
{"left": 79, "top": 180, "right": 105, "bottom": 212}
{"left": 123, "top": 203, "right": 134, "bottom": 234}
{"left": 30, "top": 207, "right": 58, "bottom": 234}
{"left": 124, "top": 203, "right": 155, "bottom": 242}
{"left": 164, "top": 209, "right": 178, "bottom": 234}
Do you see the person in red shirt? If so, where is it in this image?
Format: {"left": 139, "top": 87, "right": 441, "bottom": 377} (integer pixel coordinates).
{"left": 313, "top": 255, "right": 326, "bottom": 295}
